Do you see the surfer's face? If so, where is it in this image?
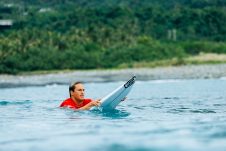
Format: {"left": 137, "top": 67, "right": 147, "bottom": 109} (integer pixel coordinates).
{"left": 71, "top": 83, "right": 85, "bottom": 102}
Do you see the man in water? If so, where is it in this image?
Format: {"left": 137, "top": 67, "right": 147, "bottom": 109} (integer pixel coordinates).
{"left": 60, "top": 82, "right": 101, "bottom": 110}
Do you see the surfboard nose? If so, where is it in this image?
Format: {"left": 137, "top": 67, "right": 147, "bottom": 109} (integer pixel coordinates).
{"left": 124, "top": 76, "right": 136, "bottom": 88}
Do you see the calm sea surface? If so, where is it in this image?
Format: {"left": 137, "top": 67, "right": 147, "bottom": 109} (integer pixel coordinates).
{"left": 0, "top": 79, "right": 226, "bottom": 151}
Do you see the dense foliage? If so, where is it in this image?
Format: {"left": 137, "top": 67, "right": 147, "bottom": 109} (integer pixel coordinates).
{"left": 1, "top": 0, "right": 226, "bottom": 74}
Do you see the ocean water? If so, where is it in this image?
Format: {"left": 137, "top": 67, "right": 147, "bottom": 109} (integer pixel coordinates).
{"left": 0, "top": 79, "right": 226, "bottom": 151}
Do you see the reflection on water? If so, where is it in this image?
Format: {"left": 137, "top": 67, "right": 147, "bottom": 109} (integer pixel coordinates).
{"left": 0, "top": 79, "right": 226, "bottom": 151}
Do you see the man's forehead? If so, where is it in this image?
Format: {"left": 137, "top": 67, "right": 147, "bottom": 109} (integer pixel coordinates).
{"left": 75, "top": 83, "right": 84, "bottom": 88}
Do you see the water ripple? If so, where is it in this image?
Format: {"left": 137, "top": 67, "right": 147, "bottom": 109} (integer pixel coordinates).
{"left": 91, "top": 109, "right": 131, "bottom": 119}
{"left": 0, "top": 100, "right": 32, "bottom": 106}
{"left": 1, "top": 79, "right": 226, "bottom": 151}
{"left": 190, "top": 109, "right": 216, "bottom": 113}
{"left": 0, "top": 138, "right": 45, "bottom": 145}
{"left": 210, "top": 130, "right": 226, "bottom": 138}
{"left": 168, "top": 108, "right": 216, "bottom": 114}
{"left": 94, "top": 144, "right": 152, "bottom": 151}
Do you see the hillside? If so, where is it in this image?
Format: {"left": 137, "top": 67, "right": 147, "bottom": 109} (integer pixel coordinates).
{"left": 0, "top": 0, "right": 226, "bottom": 74}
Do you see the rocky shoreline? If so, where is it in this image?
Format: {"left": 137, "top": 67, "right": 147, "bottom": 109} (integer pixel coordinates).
{"left": 1, "top": 64, "right": 226, "bottom": 88}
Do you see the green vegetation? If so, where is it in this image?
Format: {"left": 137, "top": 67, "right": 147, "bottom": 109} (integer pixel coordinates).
{"left": 1, "top": 0, "right": 226, "bottom": 74}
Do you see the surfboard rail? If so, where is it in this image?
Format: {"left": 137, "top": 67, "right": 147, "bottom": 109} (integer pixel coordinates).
{"left": 98, "top": 76, "right": 136, "bottom": 111}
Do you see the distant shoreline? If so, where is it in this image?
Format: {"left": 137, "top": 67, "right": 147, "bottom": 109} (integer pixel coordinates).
{"left": 1, "top": 64, "right": 226, "bottom": 88}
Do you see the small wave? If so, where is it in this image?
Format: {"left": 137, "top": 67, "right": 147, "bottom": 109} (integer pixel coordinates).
{"left": 220, "top": 76, "right": 226, "bottom": 80}
{"left": 168, "top": 108, "right": 189, "bottom": 113}
{"left": 0, "top": 100, "right": 32, "bottom": 106}
{"left": 210, "top": 130, "right": 226, "bottom": 138}
{"left": 213, "top": 103, "right": 226, "bottom": 107}
{"left": 90, "top": 109, "right": 130, "bottom": 119}
{"left": 64, "top": 108, "right": 130, "bottom": 119}
{"left": 0, "top": 138, "right": 44, "bottom": 145}
{"left": 149, "top": 79, "right": 183, "bottom": 84}
{"left": 163, "top": 97, "right": 180, "bottom": 100}
{"left": 94, "top": 144, "right": 151, "bottom": 151}
{"left": 190, "top": 109, "right": 216, "bottom": 113}
{"left": 133, "top": 106, "right": 146, "bottom": 110}
{"left": 168, "top": 108, "right": 216, "bottom": 114}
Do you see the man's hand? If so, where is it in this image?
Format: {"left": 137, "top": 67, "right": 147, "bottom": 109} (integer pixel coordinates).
{"left": 90, "top": 99, "right": 101, "bottom": 107}
{"left": 121, "top": 97, "right": 127, "bottom": 102}
{"left": 79, "top": 99, "right": 101, "bottom": 110}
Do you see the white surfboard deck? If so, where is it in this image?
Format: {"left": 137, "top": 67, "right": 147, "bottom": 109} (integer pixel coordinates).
{"left": 93, "top": 76, "right": 136, "bottom": 111}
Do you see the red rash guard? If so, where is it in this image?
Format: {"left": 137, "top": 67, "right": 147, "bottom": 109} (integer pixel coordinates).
{"left": 60, "top": 98, "right": 92, "bottom": 109}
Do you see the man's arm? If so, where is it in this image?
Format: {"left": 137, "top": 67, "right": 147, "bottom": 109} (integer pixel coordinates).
{"left": 78, "top": 100, "right": 101, "bottom": 110}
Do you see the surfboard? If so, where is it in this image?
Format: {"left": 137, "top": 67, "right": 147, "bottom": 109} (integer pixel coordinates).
{"left": 97, "top": 76, "right": 136, "bottom": 111}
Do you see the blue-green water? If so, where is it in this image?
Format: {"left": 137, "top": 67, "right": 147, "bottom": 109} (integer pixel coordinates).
{"left": 1, "top": 79, "right": 226, "bottom": 151}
